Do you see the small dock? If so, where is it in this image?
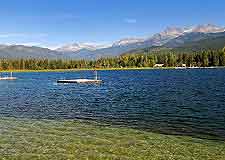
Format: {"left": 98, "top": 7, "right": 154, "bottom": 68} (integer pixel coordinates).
{"left": 0, "top": 77, "right": 17, "bottom": 80}
{"left": 57, "top": 79, "right": 102, "bottom": 84}
{"left": 0, "top": 72, "right": 17, "bottom": 80}
{"left": 57, "top": 70, "right": 102, "bottom": 84}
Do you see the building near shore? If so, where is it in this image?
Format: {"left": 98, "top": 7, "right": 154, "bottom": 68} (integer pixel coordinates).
{"left": 154, "top": 64, "right": 164, "bottom": 67}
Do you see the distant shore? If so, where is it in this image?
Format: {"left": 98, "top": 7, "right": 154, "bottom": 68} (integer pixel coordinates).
{"left": 0, "top": 67, "right": 174, "bottom": 72}
{"left": 0, "top": 66, "right": 224, "bottom": 73}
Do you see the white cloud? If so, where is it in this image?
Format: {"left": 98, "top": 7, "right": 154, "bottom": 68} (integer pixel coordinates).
{"left": 19, "top": 43, "right": 61, "bottom": 49}
{"left": 124, "top": 18, "right": 137, "bottom": 24}
{"left": 0, "top": 33, "right": 48, "bottom": 38}
{"left": 16, "top": 42, "right": 43, "bottom": 47}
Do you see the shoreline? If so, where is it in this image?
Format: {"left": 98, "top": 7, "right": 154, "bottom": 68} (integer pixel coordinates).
{"left": 0, "top": 66, "right": 225, "bottom": 73}
{"left": 0, "top": 67, "right": 174, "bottom": 73}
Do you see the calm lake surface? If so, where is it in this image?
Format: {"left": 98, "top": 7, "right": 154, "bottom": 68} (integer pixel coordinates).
{"left": 0, "top": 69, "right": 225, "bottom": 139}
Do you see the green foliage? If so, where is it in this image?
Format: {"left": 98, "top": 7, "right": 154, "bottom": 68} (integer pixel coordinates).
{"left": 0, "top": 49, "right": 225, "bottom": 70}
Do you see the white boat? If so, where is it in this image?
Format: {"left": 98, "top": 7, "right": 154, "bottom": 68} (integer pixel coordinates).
{"left": 57, "top": 70, "right": 102, "bottom": 84}
{"left": 0, "top": 72, "right": 17, "bottom": 80}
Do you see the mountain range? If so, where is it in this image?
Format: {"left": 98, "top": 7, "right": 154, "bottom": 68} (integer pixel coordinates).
{"left": 0, "top": 24, "right": 224, "bottom": 59}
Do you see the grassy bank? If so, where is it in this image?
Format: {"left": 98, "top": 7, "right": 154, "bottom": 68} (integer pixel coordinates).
{"left": 0, "top": 118, "right": 224, "bottom": 160}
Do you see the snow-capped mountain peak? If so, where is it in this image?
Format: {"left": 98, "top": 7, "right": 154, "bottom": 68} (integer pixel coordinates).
{"left": 57, "top": 42, "right": 110, "bottom": 52}
{"left": 156, "top": 24, "right": 225, "bottom": 37}
{"left": 160, "top": 27, "right": 184, "bottom": 37}
{"left": 191, "top": 24, "right": 225, "bottom": 33}
{"left": 112, "top": 38, "right": 145, "bottom": 47}
{"left": 183, "top": 24, "right": 225, "bottom": 34}
{"left": 57, "top": 24, "right": 225, "bottom": 53}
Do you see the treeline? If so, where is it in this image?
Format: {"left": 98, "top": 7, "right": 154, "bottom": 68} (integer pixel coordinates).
{"left": 0, "top": 49, "right": 225, "bottom": 70}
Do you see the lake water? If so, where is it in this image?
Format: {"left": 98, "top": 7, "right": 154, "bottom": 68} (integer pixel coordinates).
{"left": 0, "top": 69, "right": 225, "bottom": 139}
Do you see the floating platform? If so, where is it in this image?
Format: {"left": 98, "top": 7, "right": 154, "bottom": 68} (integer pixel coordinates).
{"left": 0, "top": 77, "right": 17, "bottom": 80}
{"left": 0, "top": 72, "right": 17, "bottom": 80}
{"left": 57, "top": 79, "right": 102, "bottom": 84}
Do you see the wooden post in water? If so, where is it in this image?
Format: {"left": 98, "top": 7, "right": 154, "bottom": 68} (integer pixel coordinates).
{"left": 94, "top": 70, "right": 98, "bottom": 80}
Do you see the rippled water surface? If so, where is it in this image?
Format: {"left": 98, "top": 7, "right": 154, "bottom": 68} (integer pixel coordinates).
{"left": 1, "top": 69, "right": 225, "bottom": 139}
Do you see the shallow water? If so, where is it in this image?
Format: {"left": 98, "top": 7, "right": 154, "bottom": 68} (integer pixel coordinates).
{"left": 0, "top": 69, "right": 225, "bottom": 139}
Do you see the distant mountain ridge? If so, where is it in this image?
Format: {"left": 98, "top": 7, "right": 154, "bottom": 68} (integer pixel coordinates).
{"left": 0, "top": 24, "right": 224, "bottom": 59}
{"left": 57, "top": 24, "right": 225, "bottom": 59}
{"left": 172, "top": 34, "right": 225, "bottom": 52}
{"left": 0, "top": 44, "right": 63, "bottom": 59}
{"left": 164, "top": 31, "right": 225, "bottom": 48}
{"left": 57, "top": 24, "right": 225, "bottom": 52}
{"left": 124, "top": 32, "right": 225, "bottom": 55}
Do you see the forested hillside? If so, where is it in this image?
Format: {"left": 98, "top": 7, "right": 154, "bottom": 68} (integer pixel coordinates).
{"left": 0, "top": 48, "right": 224, "bottom": 70}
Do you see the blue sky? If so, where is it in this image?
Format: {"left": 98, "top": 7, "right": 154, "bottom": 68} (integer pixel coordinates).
{"left": 0, "top": 0, "right": 224, "bottom": 48}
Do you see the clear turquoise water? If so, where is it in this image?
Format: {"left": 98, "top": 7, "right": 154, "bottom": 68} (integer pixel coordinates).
{"left": 0, "top": 69, "right": 225, "bottom": 139}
